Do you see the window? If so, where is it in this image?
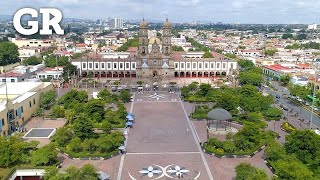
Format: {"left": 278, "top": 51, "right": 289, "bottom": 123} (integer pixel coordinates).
{"left": 33, "top": 99, "right": 35, "bottom": 105}
{"left": 198, "top": 63, "right": 202, "bottom": 69}
{"left": 132, "top": 63, "right": 136, "bottom": 69}
{"left": 181, "top": 63, "right": 184, "bottom": 69}
{"left": 223, "top": 63, "right": 226, "bottom": 69}
{"left": 153, "top": 60, "right": 157, "bottom": 65}
{"left": 175, "top": 63, "right": 179, "bottom": 68}
{"left": 1, "top": 119, "right": 4, "bottom": 126}
{"left": 114, "top": 63, "right": 117, "bottom": 69}
{"left": 120, "top": 63, "right": 123, "bottom": 69}
{"left": 2, "top": 79, "right": 5, "bottom": 82}
{"left": 211, "top": 63, "right": 214, "bottom": 69}
{"left": 101, "top": 63, "right": 105, "bottom": 69}
{"left": 126, "top": 63, "right": 129, "bottom": 69}
{"left": 193, "top": 63, "right": 197, "bottom": 69}
{"left": 231, "top": 63, "right": 234, "bottom": 69}
{"left": 107, "top": 63, "right": 111, "bottom": 69}
{"left": 95, "top": 63, "right": 99, "bottom": 69}
{"left": 187, "top": 63, "right": 191, "bottom": 69}
{"left": 89, "top": 63, "right": 92, "bottom": 69}
{"left": 217, "top": 63, "right": 220, "bottom": 68}
{"left": 21, "top": 106, "right": 23, "bottom": 112}
{"left": 11, "top": 79, "right": 15, "bottom": 82}
{"left": 29, "top": 101, "right": 31, "bottom": 107}
{"left": 205, "top": 63, "right": 208, "bottom": 69}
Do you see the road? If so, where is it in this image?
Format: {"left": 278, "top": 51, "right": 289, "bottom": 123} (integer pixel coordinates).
{"left": 263, "top": 81, "right": 320, "bottom": 128}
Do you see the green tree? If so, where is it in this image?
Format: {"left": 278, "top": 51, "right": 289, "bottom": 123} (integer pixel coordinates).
{"left": 62, "top": 62, "right": 77, "bottom": 81}
{"left": 59, "top": 89, "right": 88, "bottom": 109}
{"left": 217, "top": 92, "right": 239, "bottom": 112}
{"left": 0, "top": 42, "right": 19, "bottom": 65}
{"left": 79, "top": 164, "right": 99, "bottom": 179}
{"left": 0, "top": 135, "right": 34, "bottom": 167}
{"left": 262, "top": 107, "right": 283, "bottom": 120}
{"left": 235, "top": 163, "right": 268, "bottom": 180}
{"left": 97, "top": 89, "right": 114, "bottom": 103}
{"left": 203, "top": 51, "right": 213, "bottom": 58}
{"left": 172, "top": 45, "right": 184, "bottom": 51}
{"left": 297, "top": 34, "right": 307, "bottom": 40}
{"left": 117, "top": 37, "right": 139, "bottom": 51}
{"left": 101, "top": 121, "right": 112, "bottom": 133}
{"left": 73, "top": 114, "right": 94, "bottom": 139}
{"left": 136, "top": 80, "right": 144, "bottom": 86}
{"left": 265, "top": 49, "right": 278, "bottom": 56}
{"left": 43, "top": 55, "right": 69, "bottom": 68}
{"left": 215, "top": 49, "right": 223, "bottom": 53}
{"left": 31, "top": 144, "right": 58, "bottom": 166}
{"left": 85, "top": 99, "right": 105, "bottom": 122}
{"left": 52, "top": 127, "right": 74, "bottom": 147}
{"left": 284, "top": 130, "right": 320, "bottom": 167}
{"left": 275, "top": 157, "right": 313, "bottom": 180}
{"left": 50, "top": 105, "right": 65, "bottom": 118}
{"left": 239, "top": 71, "right": 263, "bottom": 86}
{"left": 280, "top": 74, "right": 291, "bottom": 86}
{"left": 23, "top": 56, "right": 42, "bottom": 65}
{"left": 119, "top": 90, "right": 131, "bottom": 102}
{"left": 198, "top": 83, "right": 212, "bottom": 97}
{"left": 265, "top": 140, "right": 286, "bottom": 162}
{"left": 39, "top": 90, "right": 57, "bottom": 109}
{"left": 282, "top": 33, "right": 293, "bottom": 39}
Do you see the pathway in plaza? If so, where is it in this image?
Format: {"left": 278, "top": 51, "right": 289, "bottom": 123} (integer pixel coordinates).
{"left": 117, "top": 92, "right": 214, "bottom": 180}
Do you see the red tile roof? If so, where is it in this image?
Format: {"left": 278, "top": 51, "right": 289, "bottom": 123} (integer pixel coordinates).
{"left": 265, "top": 65, "right": 289, "bottom": 71}
{"left": 0, "top": 72, "right": 24, "bottom": 77}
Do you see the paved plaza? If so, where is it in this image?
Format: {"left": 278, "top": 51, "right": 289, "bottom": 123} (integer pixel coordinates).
{"left": 117, "top": 92, "right": 214, "bottom": 180}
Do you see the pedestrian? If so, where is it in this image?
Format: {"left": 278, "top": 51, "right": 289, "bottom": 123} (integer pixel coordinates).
{"left": 186, "top": 128, "right": 189, "bottom": 133}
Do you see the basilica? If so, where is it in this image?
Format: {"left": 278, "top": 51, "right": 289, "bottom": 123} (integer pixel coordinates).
{"left": 71, "top": 19, "right": 238, "bottom": 81}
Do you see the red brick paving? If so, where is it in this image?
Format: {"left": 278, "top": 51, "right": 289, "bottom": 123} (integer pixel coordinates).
{"left": 59, "top": 153, "right": 121, "bottom": 179}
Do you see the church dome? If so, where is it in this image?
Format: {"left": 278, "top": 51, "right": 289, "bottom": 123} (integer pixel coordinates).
{"left": 149, "top": 37, "right": 161, "bottom": 45}
{"left": 163, "top": 18, "right": 172, "bottom": 28}
{"left": 140, "top": 18, "right": 148, "bottom": 28}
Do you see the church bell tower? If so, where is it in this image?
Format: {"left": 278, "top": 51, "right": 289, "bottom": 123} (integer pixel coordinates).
{"left": 162, "top": 18, "right": 172, "bottom": 56}
{"left": 139, "top": 18, "right": 149, "bottom": 56}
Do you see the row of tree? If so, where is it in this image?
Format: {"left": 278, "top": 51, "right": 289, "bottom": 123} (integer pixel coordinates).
{"left": 265, "top": 130, "right": 320, "bottom": 179}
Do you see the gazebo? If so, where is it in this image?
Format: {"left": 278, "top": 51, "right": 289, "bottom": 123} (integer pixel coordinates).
{"left": 207, "top": 108, "right": 232, "bottom": 132}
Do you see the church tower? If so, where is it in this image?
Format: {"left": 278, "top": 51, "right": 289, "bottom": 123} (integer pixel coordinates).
{"left": 162, "top": 18, "right": 172, "bottom": 55}
{"left": 139, "top": 18, "right": 148, "bottom": 55}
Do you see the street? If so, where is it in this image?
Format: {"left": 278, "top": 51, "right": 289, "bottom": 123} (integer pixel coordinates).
{"left": 264, "top": 81, "right": 320, "bottom": 129}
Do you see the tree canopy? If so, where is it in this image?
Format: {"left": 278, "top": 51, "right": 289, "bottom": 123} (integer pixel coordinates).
{"left": 0, "top": 42, "right": 19, "bottom": 66}
{"left": 235, "top": 163, "right": 268, "bottom": 180}
{"left": 22, "top": 56, "right": 42, "bottom": 65}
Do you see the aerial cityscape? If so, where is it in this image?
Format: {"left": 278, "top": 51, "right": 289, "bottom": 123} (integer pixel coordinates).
{"left": 0, "top": 1, "right": 320, "bottom": 180}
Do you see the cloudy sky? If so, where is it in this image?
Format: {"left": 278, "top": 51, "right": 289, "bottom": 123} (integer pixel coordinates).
{"left": 0, "top": 0, "right": 318, "bottom": 24}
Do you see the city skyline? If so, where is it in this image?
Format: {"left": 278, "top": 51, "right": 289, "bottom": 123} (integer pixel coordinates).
{"left": 0, "top": 0, "right": 319, "bottom": 24}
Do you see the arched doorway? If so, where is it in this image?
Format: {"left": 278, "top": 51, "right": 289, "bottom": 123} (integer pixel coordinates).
{"left": 153, "top": 70, "right": 158, "bottom": 77}
{"left": 204, "top": 72, "right": 209, "bottom": 77}
{"left": 192, "top": 72, "right": 197, "bottom": 78}
{"left": 186, "top": 72, "right": 191, "bottom": 78}
{"left": 174, "top": 72, "right": 179, "bottom": 77}
{"left": 180, "top": 72, "right": 185, "bottom": 77}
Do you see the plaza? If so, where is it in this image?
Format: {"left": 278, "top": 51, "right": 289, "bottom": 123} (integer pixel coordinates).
{"left": 117, "top": 92, "right": 213, "bottom": 180}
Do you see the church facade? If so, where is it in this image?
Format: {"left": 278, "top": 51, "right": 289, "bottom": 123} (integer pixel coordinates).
{"left": 71, "top": 19, "right": 238, "bottom": 81}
